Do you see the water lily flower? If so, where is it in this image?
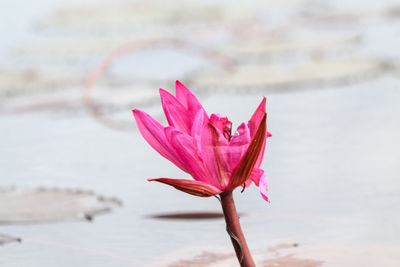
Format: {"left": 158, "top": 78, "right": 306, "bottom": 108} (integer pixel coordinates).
{"left": 132, "top": 81, "right": 270, "bottom": 201}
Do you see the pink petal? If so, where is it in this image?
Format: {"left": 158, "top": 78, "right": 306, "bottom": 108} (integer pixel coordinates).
{"left": 228, "top": 123, "right": 251, "bottom": 172}
{"left": 259, "top": 171, "right": 269, "bottom": 202}
{"left": 175, "top": 80, "right": 209, "bottom": 123}
{"left": 165, "top": 127, "right": 215, "bottom": 186}
{"left": 210, "top": 127, "right": 231, "bottom": 188}
{"left": 202, "top": 124, "right": 233, "bottom": 188}
{"left": 244, "top": 179, "right": 252, "bottom": 188}
{"left": 210, "top": 113, "right": 232, "bottom": 140}
{"left": 132, "top": 109, "right": 188, "bottom": 172}
{"left": 186, "top": 92, "right": 208, "bottom": 123}
{"left": 245, "top": 168, "right": 269, "bottom": 201}
{"left": 148, "top": 178, "right": 222, "bottom": 197}
{"left": 175, "top": 80, "right": 191, "bottom": 108}
{"left": 191, "top": 109, "right": 207, "bottom": 146}
{"left": 159, "top": 88, "right": 191, "bottom": 134}
{"left": 249, "top": 168, "right": 264, "bottom": 186}
{"left": 198, "top": 123, "right": 224, "bottom": 189}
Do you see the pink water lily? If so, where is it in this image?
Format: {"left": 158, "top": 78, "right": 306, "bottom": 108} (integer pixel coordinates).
{"left": 132, "top": 81, "right": 270, "bottom": 201}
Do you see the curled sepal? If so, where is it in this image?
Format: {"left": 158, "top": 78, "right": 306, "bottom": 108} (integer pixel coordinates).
{"left": 229, "top": 113, "right": 267, "bottom": 190}
{"left": 148, "top": 178, "right": 222, "bottom": 197}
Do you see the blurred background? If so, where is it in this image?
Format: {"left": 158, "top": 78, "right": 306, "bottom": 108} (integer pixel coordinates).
{"left": 1, "top": 0, "right": 400, "bottom": 266}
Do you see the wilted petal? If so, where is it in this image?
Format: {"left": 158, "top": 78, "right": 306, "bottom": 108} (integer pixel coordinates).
{"left": 159, "top": 88, "right": 190, "bottom": 133}
{"left": 148, "top": 178, "right": 222, "bottom": 197}
{"left": 132, "top": 109, "right": 188, "bottom": 172}
{"left": 229, "top": 114, "right": 266, "bottom": 190}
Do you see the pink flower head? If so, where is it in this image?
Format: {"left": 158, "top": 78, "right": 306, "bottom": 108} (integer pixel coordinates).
{"left": 132, "top": 81, "right": 271, "bottom": 201}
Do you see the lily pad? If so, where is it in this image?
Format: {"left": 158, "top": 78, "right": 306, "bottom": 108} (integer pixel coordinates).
{"left": 146, "top": 242, "right": 400, "bottom": 266}
{"left": 191, "top": 59, "right": 387, "bottom": 92}
{"left": 222, "top": 34, "right": 360, "bottom": 57}
{"left": 0, "top": 187, "right": 121, "bottom": 224}
{"left": 0, "top": 233, "right": 21, "bottom": 246}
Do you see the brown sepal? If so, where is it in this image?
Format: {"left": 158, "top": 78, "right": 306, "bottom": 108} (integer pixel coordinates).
{"left": 148, "top": 178, "right": 221, "bottom": 197}
{"left": 229, "top": 113, "right": 266, "bottom": 190}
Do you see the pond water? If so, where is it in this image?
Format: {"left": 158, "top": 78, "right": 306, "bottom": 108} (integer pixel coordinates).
{"left": 1, "top": 78, "right": 400, "bottom": 266}
{"left": 0, "top": 0, "right": 399, "bottom": 266}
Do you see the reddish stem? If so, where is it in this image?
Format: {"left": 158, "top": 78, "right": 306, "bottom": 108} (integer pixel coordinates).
{"left": 220, "top": 192, "right": 256, "bottom": 267}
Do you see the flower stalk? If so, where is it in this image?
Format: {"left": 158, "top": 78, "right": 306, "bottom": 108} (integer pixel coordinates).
{"left": 220, "top": 191, "right": 255, "bottom": 267}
